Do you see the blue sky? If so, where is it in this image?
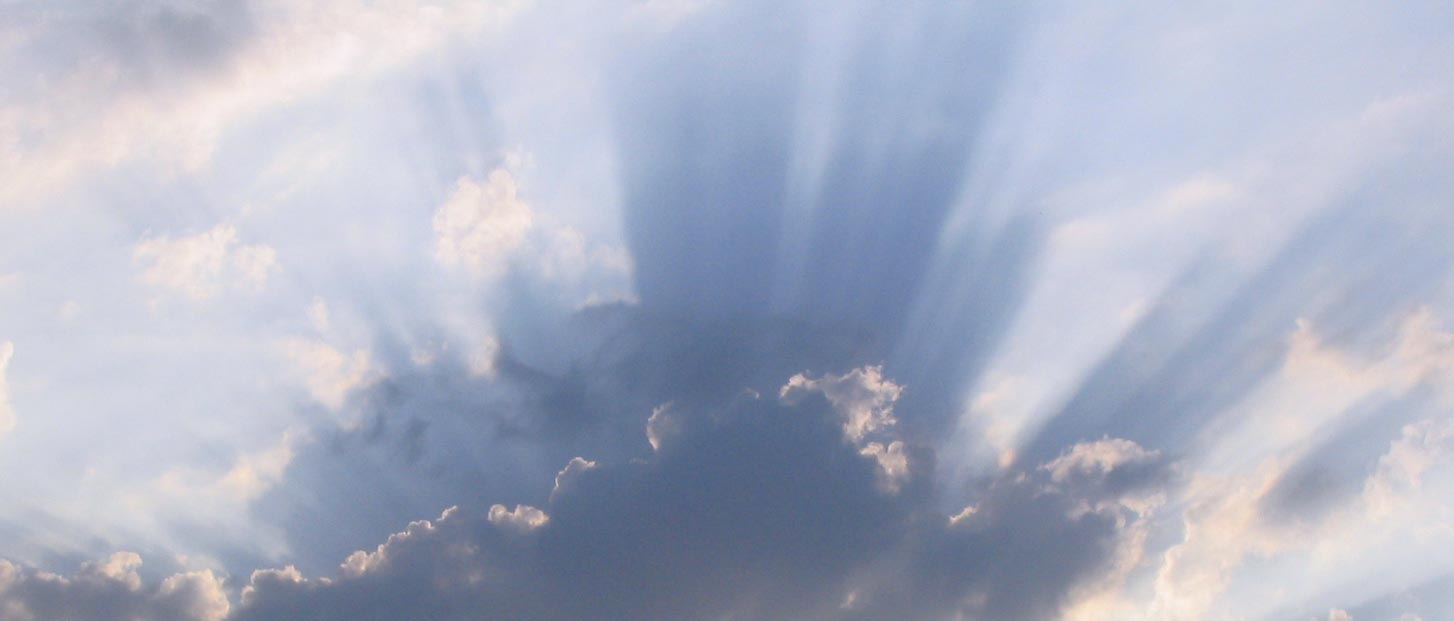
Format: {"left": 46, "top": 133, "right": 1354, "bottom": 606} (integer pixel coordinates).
{"left": 2, "top": 1, "right": 1453, "bottom": 620}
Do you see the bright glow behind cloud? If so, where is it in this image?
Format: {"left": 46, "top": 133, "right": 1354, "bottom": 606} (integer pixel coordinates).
{"left": 1, "top": 1, "right": 1453, "bottom": 620}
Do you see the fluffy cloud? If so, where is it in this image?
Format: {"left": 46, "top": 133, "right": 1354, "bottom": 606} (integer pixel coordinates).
{"left": 779, "top": 367, "right": 913, "bottom": 492}
{"left": 280, "top": 338, "right": 377, "bottom": 413}
{"left": 780, "top": 366, "right": 903, "bottom": 443}
{"left": 134, "top": 224, "right": 278, "bottom": 301}
{"left": 433, "top": 170, "right": 535, "bottom": 277}
{"left": 432, "top": 168, "right": 634, "bottom": 304}
{"left": 0, "top": 553, "right": 228, "bottom": 621}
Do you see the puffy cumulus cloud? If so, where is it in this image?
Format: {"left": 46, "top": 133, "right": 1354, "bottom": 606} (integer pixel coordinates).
{"left": 434, "top": 170, "right": 535, "bottom": 277}
{"left": 133, "top": 224, "right": 278, "bottom": 302}
{"left": 280, "top": 338, "right": 377, "bottom": 414}
{"left": 781, "top": 365, "right": 903, "bottom": 443}
{"left": 0, "top": 552, "right": 227, "bottom": 621}
{"left": 859, "top": 440, "right": 909, "bottom": 493}
{"left": 550, "top": 457, "right": 598, "bottom": 501}
{"left": 782, "top": 367, "right": 912, "bottom": 491}
{"left": 0, "top": 341, "right": 13, "bottom": 437}
{"left": 487, "top": 504, "right": 549, "bottom": 534}
{"left": 433, "top": 167, "right": 635, "bottom": 302}
{"left": 228, "top": 365, "right": 1171, "bottom": 621}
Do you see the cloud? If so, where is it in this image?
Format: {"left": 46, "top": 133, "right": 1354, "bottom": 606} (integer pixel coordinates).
{"left": 780, "top": 366, "right": 912, "bottom": 492}
{"left": 1, "top": 0, "right": 527, "bottom": 207}
{"left": 486, "top": 504, "right": 549, "bottom": 534}
{"left": 780, "top": 365, "right": 903, "bottom": 443}
{"left": 280, "top": 338, "right": 377, "bottom": 413}
{"left": 0, "top": 552, "right": 228, "bottom": 621}
{"left": 134, "top": 224, "right": 278, "bottom": 302}
{"left": 228, "top": 363, "right": 1169, "bottom": 621}
{"left": 0, "top": 341, "right": 13, "bottom": 437}
{"left": 231, "top": 379, "right": 913, "bottom": 620}
{"left": 434, "top": 170, "right": 535, "bottom": 277}
{"left": 155, "top": 429, "right": 307, "bottom": 506}
{"left": 1364, "top": 419, "right": 1454, "bottom": 519}
{"left": 2, "top": 2, "right": 1452, "bottom": 620}
{"left": 1131, "top": 310, "right": 1454, "bottom": 620}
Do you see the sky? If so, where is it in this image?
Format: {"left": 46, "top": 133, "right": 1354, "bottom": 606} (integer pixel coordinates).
{"left": 1, "top": 1, "right": 1453, "bottom": 620}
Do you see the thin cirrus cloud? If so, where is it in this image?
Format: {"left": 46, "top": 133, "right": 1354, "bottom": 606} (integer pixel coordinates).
{"left": 1, "top": 1, "right": 1453, "bottom": 621}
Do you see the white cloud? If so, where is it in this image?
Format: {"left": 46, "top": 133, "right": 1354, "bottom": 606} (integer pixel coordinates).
{"left": 780, "top": 367, "right": 914, "bottom": 493}
{"left": 134, "top": 224, "right": 278, "bottom": 302}
{"left": 487, "top": 504, "right": 550, "bottom": 534}
{"left": 1044, "top": 437, "right": 1162, "bottom": 484}
{"left": 338, "top": 507, "right": 457, "bottom": 580}
{"left": 780, "top": 365, "right": 903, "bottom": 443}
{"left": 1146, "top": 407, "right": 1454, "bottom": 621}
{"left": 281, "top": 338, "right": 376, "bottom": 413}
{"left": 156, "top": 429, "right": 307, "bottom": 506}
{"left": 551, "top": 456, "right": 597, "bottom": 500}
{"left": 646, "top": 402, "right": 678, "bottom": 452}
{"left": 859, "top": 440, "right": 909, "bottom": 493}
{"left": 1205, "top": 308, "right": 1454, "bottom": 472}
{"left": 434, "top": 170, "right": 535, "bottom": 277}
{"left": 0, "top": 341, "right": 13, "bottom": 437}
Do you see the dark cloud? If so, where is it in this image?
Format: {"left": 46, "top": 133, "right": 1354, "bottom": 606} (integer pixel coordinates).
{"left": 251, "top": 304, "right": 883, "bottom": 573}
{"left": 235, "top": 370, "right": 1167, "bottom": 621}
{"left": 0, "top": 553, "right": 228, "bottom": 621}
{"left": 197, "top": 0, "right": 1048, "bottom": 575}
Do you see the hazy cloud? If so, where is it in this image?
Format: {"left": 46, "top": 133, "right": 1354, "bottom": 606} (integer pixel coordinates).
{"left": 134, "top": 224, "right": 278, "bottom": 302}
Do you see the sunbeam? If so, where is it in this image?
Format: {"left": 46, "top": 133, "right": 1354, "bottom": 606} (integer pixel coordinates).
{"left": 2, "top": 1, "right": 1453, "bottom": 620}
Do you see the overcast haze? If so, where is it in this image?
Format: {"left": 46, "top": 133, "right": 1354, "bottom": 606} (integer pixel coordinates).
{"left": 2, "top": 1, "right": 1454, "bottom": 620}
